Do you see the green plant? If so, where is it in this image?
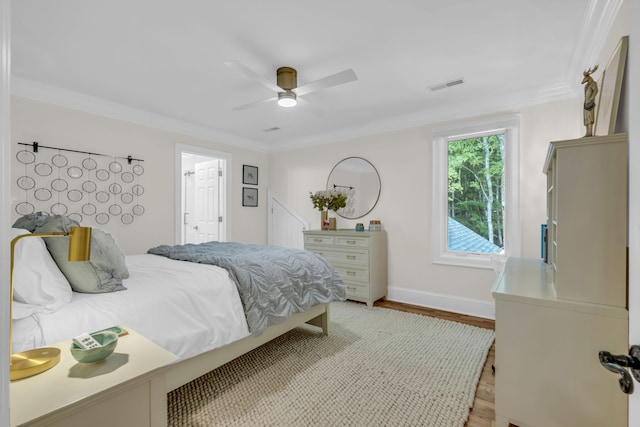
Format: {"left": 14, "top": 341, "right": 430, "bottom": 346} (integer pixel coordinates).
{"left": 309, "top": 190, "right": 347, "bottom": 211}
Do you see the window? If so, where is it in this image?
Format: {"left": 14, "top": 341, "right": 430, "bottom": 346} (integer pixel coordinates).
{"left": 432, "top": 115, "right": 521, "bottom": 269}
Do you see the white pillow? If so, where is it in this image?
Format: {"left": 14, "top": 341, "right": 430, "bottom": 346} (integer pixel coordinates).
{"left": 10, "top": 228, "right": 72, "bottom": 318}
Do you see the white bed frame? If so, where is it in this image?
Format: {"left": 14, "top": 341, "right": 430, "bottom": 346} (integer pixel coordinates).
{"left": 166, "top": 303, "right": 330, "bottom": 391}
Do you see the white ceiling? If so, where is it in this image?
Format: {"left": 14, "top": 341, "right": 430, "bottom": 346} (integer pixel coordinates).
{"left": 10, "top": 1, "right": 617, "bottom": 151}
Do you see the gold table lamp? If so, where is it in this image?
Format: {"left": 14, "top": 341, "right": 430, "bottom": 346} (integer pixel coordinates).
{"left": 9, "top": 226, "right": 91, "bottom": 381}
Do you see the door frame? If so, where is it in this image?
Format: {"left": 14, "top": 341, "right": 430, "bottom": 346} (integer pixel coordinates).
{"left": 628, "top": 2, "right": 639, "bottom": 422}
{"left": 1, "top": 0, "right": 10, "bottom": 421}
{"left": 175, "top": 144, "right": 232, "bottom": 244}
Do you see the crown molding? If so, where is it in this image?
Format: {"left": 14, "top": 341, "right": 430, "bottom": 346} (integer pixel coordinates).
{"left": 12, "top": 76, "right": 578, "bottom": 154}
{"left": 11, "top": 77, "right": 269, "bottom": 153}
{"left": 270, "top": 81, "right": 578, "bottom": 152}
{"left": 567, "top": 0, "right": 624, "bottom": 87}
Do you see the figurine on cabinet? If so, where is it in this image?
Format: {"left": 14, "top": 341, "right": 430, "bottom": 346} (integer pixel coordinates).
{"left": 582, "top": 65, "right": 599, "bottom": 137}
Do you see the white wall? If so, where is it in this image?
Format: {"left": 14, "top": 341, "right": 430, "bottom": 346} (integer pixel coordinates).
{"left": 269, "top": 99, "right": 582, "bottom": 313}
{"left": 10, "top": 96, "right": 269, "bottom": 254}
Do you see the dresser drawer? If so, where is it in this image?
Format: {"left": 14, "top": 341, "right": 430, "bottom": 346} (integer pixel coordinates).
{"left": 344, "top": 282, "right": 370, "bottom": 299}
{"left": 334, "top": 265, "right": 369, "bottom": 283}
{"left": 305, "top": 234, "right": 335, "bottom": 246}
{"left": 335, "top": 236, "right": 369, "bottom": 248}
{"left": 308, "top": 248, "right": 368, "bottom": 266}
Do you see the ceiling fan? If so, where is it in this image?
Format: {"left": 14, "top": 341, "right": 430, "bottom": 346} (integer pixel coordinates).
{"left": 225, "top": 61, "right": 357, "bottom": 110}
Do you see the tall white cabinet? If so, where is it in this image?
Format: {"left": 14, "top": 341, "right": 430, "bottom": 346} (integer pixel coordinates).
{"left": 492, "top": 134, "right": 629, "bottom": 427}
{"left": 544, "top": 134, "right": 627, "bottom": 307}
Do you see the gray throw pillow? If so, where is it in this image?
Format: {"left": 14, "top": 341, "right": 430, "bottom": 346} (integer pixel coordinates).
{"left": 33, "top": 215, "right": 128, "bottom": 293}
{"left": 12, "top": 211, "right": 51, "bottom": 232}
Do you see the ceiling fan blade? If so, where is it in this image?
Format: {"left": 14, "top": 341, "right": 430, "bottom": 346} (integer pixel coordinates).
{"left": 295, "top": 69, "right": 357, "bottom": 96}
{"left": 232, "top": 95, "right": 277, "bottom": 111}
{"left": 224, "top": 60, "right": 282, "bottom": 93}
{"left": 297, "top": 97, "right": 327, "bottom": 117}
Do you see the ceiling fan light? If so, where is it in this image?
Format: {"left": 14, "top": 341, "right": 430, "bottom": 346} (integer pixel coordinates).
{"left": 277, "top": 91, "right": 297, "bottom": 107}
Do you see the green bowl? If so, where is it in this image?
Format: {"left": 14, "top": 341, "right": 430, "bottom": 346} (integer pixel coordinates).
{"left": 70, "top": 331, "right": 118, "bottom": 363}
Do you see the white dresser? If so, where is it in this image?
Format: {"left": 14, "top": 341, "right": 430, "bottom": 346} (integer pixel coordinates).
{"left": 304, "top": 229, "right": 387, "bottom": 306}
{"left": 492, "top": 134, "right": 629, "bottom": 427}
{"left": 493, "top": 258, "right": 628, "bottom": 427}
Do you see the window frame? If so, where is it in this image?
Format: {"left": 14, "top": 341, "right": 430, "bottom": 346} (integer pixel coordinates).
{"left": 432, "top": 114, "right": 521, "bottom": 269}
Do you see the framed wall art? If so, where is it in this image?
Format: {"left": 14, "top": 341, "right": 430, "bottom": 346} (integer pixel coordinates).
{"left": 243, "top": 164, "right": 258, "bottom": 185}
{"left": 595, "top": 36, "right": 628, "bottom": 136}
{"left": 242, "top": 187, "right": 258, "bottom": 207}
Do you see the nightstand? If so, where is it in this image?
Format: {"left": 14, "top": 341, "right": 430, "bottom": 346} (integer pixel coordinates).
{"left": 10, "top": 327, "right": 177, "bottom": 427}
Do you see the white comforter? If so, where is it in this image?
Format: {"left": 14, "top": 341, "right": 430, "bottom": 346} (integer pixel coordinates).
{"left": 12, "top": 254, "right": 251, "bottom": 359}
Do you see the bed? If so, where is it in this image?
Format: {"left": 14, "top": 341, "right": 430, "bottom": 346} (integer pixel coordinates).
{"left": 10, "top": 215, "right": 345, "bottom": 391}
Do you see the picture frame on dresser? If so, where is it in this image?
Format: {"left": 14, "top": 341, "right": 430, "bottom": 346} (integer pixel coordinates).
{"left": 242, "top": 164, "right": 258, "bottom": 185}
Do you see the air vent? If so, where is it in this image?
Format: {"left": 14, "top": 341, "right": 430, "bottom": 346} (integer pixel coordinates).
{"left": 429, "top": 78, "right": 465, "bottom": 92}
{"left": 263, "top": 127, "right": 281, "bottom": 132}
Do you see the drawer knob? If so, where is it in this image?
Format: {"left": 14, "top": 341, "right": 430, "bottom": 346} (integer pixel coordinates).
{"left": 346, "top": 255, "right": 356, "bottom": 260}
{"left": 346, "top": 240, "right": 356, "bottom": 245}
{"left": 346, "top": 271, "right": 356, "bottom": 276}
{"left": 346, "top": 286, "right": 356, "bottom": 292}
{"left": 314, "top": 238, "right": 322, "bottom": 243}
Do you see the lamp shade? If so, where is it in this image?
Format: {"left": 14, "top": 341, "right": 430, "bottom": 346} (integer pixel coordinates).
{"left": 68, "top": 226, "right": 91, "bottom": 261}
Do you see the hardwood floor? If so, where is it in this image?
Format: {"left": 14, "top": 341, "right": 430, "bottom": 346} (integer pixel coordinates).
{"left": 375, "top": 300, "right": 497, "bottom": 427}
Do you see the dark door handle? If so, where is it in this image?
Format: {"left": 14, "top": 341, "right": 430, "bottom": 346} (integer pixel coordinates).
{"left": 599, "top": 345, "right": 640, "bottom": 395}
{"left": 599, "top": 356, "right": 634, "bottom": 394}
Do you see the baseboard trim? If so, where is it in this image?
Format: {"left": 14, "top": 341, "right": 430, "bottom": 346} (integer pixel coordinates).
{"left": 387, "top": 287, "right": 495, "bottom": 320}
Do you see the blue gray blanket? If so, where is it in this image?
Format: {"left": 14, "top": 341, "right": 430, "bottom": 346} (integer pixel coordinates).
{"left": 148, "top": 242, "right": 345, "bottom": 335}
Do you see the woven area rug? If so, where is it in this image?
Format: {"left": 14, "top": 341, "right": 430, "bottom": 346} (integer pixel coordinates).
{"left": 168, "top": 301, "right": 494, "bottom": 427}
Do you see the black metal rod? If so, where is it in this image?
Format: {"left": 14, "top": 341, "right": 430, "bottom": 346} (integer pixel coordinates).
{"left": 332, "top": 184, "right": 354, "bottom": 190}
{"left": 18, "top": 141, "right": 144, "bottom": 163}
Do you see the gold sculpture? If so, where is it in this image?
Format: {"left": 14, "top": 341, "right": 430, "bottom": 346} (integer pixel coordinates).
{"left": 582, "top": 65, "right": 599, "bottom": 137}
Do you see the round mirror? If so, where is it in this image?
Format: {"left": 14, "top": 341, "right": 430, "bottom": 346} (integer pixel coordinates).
{"left": 326, "top": 157, "right": 381, "bottom": 219}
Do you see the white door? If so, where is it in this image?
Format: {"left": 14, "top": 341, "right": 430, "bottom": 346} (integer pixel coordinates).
{"left": 177, "top": 145, "right": 229, "bottom": 245}
{"left": 193, "top": 159, "right": 220, "bottom": 243}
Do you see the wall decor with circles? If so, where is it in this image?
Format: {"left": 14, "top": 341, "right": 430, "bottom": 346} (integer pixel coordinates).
{"left": 14, "top": 142, "right": 145, "bottom": 226}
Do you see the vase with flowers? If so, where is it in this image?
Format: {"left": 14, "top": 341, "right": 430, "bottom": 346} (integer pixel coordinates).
{"left": 309, "top": 190, "right": 347, "bottom": 230}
